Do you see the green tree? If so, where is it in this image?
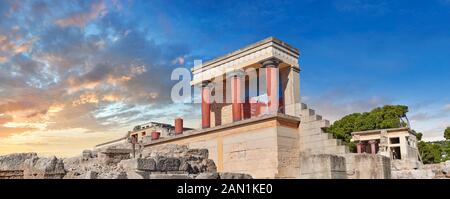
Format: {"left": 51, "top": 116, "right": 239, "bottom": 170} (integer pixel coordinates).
{"left": 418, "top": 141, "right": 443, "bottom": 164}
{"left": 325, "top": 105, "right": 409, "bottom": 149}
{"left": 445, "top": 127, "right": 450, "bottom": 140}
{"left": 416, "top": 132, "right": 423, "bottom": 141}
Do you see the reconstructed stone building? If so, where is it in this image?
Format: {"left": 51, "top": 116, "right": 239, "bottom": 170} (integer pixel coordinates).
{"left": 96, "top": 37, "right": 394, "bottom": 179}
{"left": 137, "top": 37, "right": 387, "bottom": 179}
{"left": 351, "top": 127, "right": 422, "bottom": 170}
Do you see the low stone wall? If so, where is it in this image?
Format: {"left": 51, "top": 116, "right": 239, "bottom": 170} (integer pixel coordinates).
{"left": 344, "top": 154, "right": 391, "bottom": 179}
{"left": 299, "top": 154, "right": 347, "bottom": 179}
{"left": 392, "top": 169, "right": 435, "bottom": 179}
{"left": 394, "top": 161, "right": 450, "bottom": 179}
{"left": 0, "top": 153, "right": 66, "bottom": 179}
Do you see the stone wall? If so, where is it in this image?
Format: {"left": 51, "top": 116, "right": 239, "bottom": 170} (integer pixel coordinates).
{"left": 344, "top": 154, "right": 391, "bottom": 179}
{"left": 0, "top": 145, "right": 252, "bottom": 179}
{"left": 141, "top": 115, "right": 300, "bottom": 179}
{"left": 0, "top": 153, "right": 66, "bottom": 179}
{"left": 299, "top": 154, "right": 347, "bottom": 179}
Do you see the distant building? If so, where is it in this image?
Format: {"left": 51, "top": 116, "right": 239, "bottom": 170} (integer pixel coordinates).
{"left": 94, "top": 121, "right": 193, "bottom": 152}
{"left": 351, "top": 127, "right": 422, "bottom": 170}
{"left": 129, "top": 121, "right": 193, "bottom": 142}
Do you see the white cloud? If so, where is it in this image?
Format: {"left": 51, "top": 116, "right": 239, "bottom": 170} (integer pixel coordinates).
{"left": 444, "top": 103, "right": 450, "bottom": 110}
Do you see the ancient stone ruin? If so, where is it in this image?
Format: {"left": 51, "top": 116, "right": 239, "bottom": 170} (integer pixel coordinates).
{"left": 0, "top": 144, "right": 252, "bottom": 179}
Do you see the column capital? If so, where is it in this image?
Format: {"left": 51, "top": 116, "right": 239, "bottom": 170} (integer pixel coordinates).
{"left": 261, "top": 58, "right": 281, "bottom": 68}
{"left": 200, "top": 80, "right": 212, "bottom": 88}
{"left": 368, "top": 140, "right": 377, "bottom": 144}
{"left": 291, "top": 66, "right": 301, "bottom": 73}
{"left": 226, "top": 69, "right": 246, "bottom": 79}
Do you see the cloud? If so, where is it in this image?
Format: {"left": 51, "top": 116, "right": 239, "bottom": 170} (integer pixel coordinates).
{"left": 444, "top": 103, "right": 450, "bottom": 111}
{"left": 55, "top": 0, "right": 107, "bottom": 27}
{"left": 0, "top": 34, "right": 37, "bottom": 63}
{"left": 0, "top": 114, "right": 13, "bottom": 124}
{"left": 0, "top": 0, "right": 190, "bottom": 143}
{"left": 0, "top": 126, "right": 37, "bottom": 137}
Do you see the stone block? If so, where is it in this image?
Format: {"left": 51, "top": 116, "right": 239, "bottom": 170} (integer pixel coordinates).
{"left": 344, "top": 154, "right": 391, "bottom": 179}
{"left": 98, "top": 148, "right": 131, "bottom": 165}
{"left": 219, "top": 172, "right": 253, "bottom": 179}
{"left": 119, "top": 158, "right": 156, "bottom": 171}
{"left": 299, "top": 154, "right": 347, "bottom": 179}
{"left": 23, "top": 156, "right": 66, "bottom": 179}
{"left": 195, "top": 172, "right": 220, "bottom": 179}
{"left": 148, "top": 174, "right": 192, "bottom": 179}
{"left": 156, "top": 157, "right": 181, "bottom": 171}
{"left": 126, "top": 171, "right": 149, "bottom": 179}
{"left": 391, "top": 170, "right": 434, "bottom": 179}
{"left": 84, "top": 171, "right": 98, "bottom": 179}
{"left": 82, "top": 150, "right": 94, "bottom": 161}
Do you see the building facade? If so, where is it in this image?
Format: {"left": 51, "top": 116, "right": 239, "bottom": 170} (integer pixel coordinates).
{"left": 351, "top": 127, "right": 422, "bottom": 170}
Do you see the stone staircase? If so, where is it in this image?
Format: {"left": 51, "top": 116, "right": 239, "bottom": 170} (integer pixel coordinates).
{"left": 299, "top": 103, "right": 349, "bottom": 155}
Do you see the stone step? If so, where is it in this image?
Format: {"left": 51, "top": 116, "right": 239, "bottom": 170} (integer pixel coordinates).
{"left": 307, "top": 145, "right": 349, "bottom": 155}
{"left": 300, "top": 133, "right": 333, "bottom": 142}
{"left": 301, "top": 103, "right": 308, "bottom": 110}
{"left": 301, "top": 115, "right": 323, "bottom": 122}
{"left": 301, "top": 108, "right": 315, "bottom": 117}
{"left": 301, "top": 139, "right": 340, "bottom": 149}
{"left": 300, "top": 120, "right": 330, "bottom": 132}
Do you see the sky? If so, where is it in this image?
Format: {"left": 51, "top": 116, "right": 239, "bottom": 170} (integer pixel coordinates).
{"left": 0, "top": 0, "right": 449, "bottom": 157}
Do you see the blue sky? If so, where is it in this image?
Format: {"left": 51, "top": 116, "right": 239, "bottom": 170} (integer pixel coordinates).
{"left": 0, "top": 0, "right": 449, "bottom": 156}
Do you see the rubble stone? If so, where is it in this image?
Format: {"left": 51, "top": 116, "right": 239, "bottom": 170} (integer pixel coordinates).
{"left": 126, "top": 171, "right": 148, "bottom": 179}
{"left": 98, "top": 147, "right": 132, "bottom": 165}
{"left": 219, "top": 172, "right": 253, "bottom": 179}
{"left": 149, "top": 173, "right": 192, "bottom": 179}
{"left": 156, "top": 157, "right": 181, "bottom": 171}
{"left": 23, "top": 156, "right": 66, "bottom": 179}
{"left": 119, "top": 158, "right": 156, "bottom": 171}
{"left": 82, "top": 150, "right": 94, "bottom": 161}
{"left": 195, "top": 172, "right": 219, "bottom": 179}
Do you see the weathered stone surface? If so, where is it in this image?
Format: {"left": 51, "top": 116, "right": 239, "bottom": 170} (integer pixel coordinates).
{"left": 119, "top": 158, "right": 156, "bottom": 171}
{"left": 219, "top": 172, "right": 253, "bottom": 179}
{"left": 299, "top": 154, "right": 346, "bottom": 179}
{"left": 149, "top": 173, "right": 192, "bottom": 179}
{"left": 84, "top": 171, "right": 98, "bottom": 179}
{"left": 63, "top": 171, "right": 82, "bottom": 179}
{"left": 186, "top": 149, "right": 209, "bottom": 160}
{"left": 392, "top": 170, "right": 434, "bottom": 179}
{"left": 82, "top": 150, "right": 94, "bottom": 161}
{"left": 443, "top": 161, "right": 450, "bottom": 177}
{"left": 126, "top": 171, "right": 148, "bottom": 179}
{"left": 344, "top": 154, "right": 391, "bottom": 179}
{"left": 98, "top": 171, "right": 127, "bottom": 179}
{"left": 195, "top": 172, "right": 219, "bottom": 179}
{"left": 0, "top": 170, "right": 24, "bottom": 179}
{"left": 23, "top": 156, "right": 66, "bottom": 179}
{"left": 0, "top": 144, "right": 251, "bottom": 179}
{"left": 0, "top": 153, "right": 37, "bottom": 171}
{"left": 203, "top": 159, "right": 217, "bottom": 173}
{"left": 98, "top": 147, "right": 131, "bottom": 165}
{"left": 156, "top": 157, "right": 181, "bottom": 171}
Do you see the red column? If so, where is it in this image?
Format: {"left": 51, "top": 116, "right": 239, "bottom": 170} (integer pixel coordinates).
{"left": 174, "top": 118, "right": 183, "bottom": 135}
{"left": 357, "top": 142, "right": 363, "bottom": 154}
{"left": 264, "top": 61, "right": 279, "bottom": 114}
{"left": 232, "top": 76, "right": 242, "bottom": 122}
{"left": 201, "top": 85, "right": 211, "bottom": 129}
{"left": 369, "top": 140, "right": 377, "bottom": 155}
